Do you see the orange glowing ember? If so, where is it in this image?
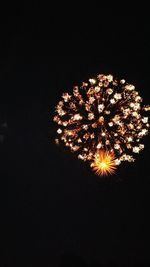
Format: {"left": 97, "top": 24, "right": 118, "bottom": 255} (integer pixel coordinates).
{"left": 91, "top": 150, "right": 117, "bottom": 176}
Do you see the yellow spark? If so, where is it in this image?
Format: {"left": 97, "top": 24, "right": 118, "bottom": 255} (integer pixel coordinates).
{"left": 91, "top": 150, "right": 117, "bottom": 176}
{"left": 55, "top": 138, "right": 59, "bottom": 145}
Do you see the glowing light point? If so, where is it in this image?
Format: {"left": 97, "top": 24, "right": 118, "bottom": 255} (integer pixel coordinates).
{"left": 107, "top": 88, "right": 113, "bottom": 95}
{"left": 114, "top": 93, "right": 122, "bottom": 100}
{"left": 97, "top": 143, "right": 102, "bottom": 149}
{"left": 133, "top": 146, "right": 140, "bottom": 153}
{"left": 110, "top": 99, "right": 115, "bottom": 104}
{"left": 114, "top": 144, "right": 120, "bottom": 150}
{"left": 142, "top": 117, "right": 148, "bottom": 123}
{"left": 107, "top": 74, "right": 113, "bottom": 82}
{"left": 89, "top": 78, "right": 96, "bottom": 85}
{"left": 57, "top": 128, "right": 62, "bottom": 134}
{"left": 125, "top": 84, "right": 135, "bottom": 91}
{"left": 120, "top": 79, "right": 125, "bottom": 84}
{"left": 95, "top": 86, "right": 100, "bottom": 92}
{"left": 108, "top": 122, "right": 113, "bottom": 127}
{"left": 98, "top": 104, "right": 104, "bottom": 113}
{"left": 88, "top": 113, "right": 95, "bottom": 120}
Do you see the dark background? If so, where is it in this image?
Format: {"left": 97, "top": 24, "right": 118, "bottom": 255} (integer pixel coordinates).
{"left": 0, "top": 4, "right": 150, "bottom": 267}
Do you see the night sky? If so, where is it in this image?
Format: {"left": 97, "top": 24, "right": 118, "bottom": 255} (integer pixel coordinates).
{"left": 0, "top": 5, "right": 150, "bottom": 267}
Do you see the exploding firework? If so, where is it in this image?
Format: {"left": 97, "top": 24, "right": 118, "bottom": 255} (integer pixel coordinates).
{"left": 53, "top": 74, "right": 150, "bottom": 176}
{"left": 91, "top": 150, "right": 116, "bottom": 176}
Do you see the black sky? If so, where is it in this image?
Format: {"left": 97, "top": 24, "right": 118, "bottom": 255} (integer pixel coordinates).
{"left": 0, "top": 4, "right": 150, "bottom": 267}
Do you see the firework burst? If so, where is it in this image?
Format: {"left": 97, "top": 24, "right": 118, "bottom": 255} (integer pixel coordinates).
{"left": 91, "top": 150, "right": 116, "bottom": 176}
{"left": 53, "top": 74, "right": 150, "bottom": 176}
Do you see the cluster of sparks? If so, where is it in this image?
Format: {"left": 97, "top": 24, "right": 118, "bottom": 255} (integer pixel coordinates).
{"left": 53, "top": 74, "right": 150, "bottom": 176}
